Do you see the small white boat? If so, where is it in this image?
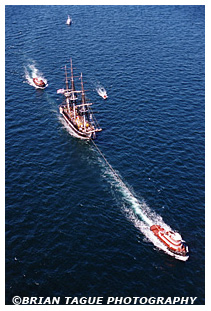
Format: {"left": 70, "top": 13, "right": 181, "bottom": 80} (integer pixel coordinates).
{"left": 66, "top": 15, "right": 72, "bottom": 25}
{"left": 98, "top": 88, "right": 108, "bottom": 100}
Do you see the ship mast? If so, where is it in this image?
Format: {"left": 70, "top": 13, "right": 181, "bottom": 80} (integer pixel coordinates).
{"left": 70, "top": 59, "right": 77, "bottom": 118}
{"left": 65, "top": 65, "right": 69, "bottom": 90}
{"left": 64, "top": 65, "right": 71, "bottom": 114}
{"left": 80, "top": 73, "right": 87, "bottom": 132}
{"left": 70, "top": 59, "right": 76, "bottom": 93}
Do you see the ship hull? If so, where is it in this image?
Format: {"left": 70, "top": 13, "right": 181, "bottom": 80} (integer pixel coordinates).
{"left": 60, "top": 106, "right": 93, "bottom": 140}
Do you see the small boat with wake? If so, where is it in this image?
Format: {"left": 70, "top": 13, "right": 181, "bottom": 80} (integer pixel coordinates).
{"left": 33, "top": 77, "right": 46, "bottom": 89}
{"left": 100, "top": 89, "right": 108, "bottom": 99}
{"left": 97, "top": 87, "right": 108, "bottom": 99}
{"left": 58, "top": 59, "right": 102, "bottom": 140}
{"left": 150, "top": 225, "right": 189, "bottom": 259}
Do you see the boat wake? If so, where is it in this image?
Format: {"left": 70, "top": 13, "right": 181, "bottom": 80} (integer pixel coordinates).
{"left": 24, "top": 63, "right": 48, "bottom": 89}
{"left": 92, "top": 141, "right": 188, "bottom": 261}
{"left": 95, "top": 84, "right": 108, "bottom": 99}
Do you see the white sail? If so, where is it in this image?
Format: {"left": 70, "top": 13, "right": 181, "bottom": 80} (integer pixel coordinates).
{"left": 66, "top": 15, "right": 72, "bottom": 25}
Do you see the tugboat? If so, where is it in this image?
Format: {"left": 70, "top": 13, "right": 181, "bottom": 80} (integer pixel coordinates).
{"left": 33, "top": 77, "right": 46, "bottom": 88}
{"left": 150, "top": 225, "right": 189, "bottom": 258}
{"left": 59, "top": 60, "right": 102, "bottom": 140}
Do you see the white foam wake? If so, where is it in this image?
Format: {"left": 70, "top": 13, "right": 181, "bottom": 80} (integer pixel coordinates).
{"left": 95, "top": 84, "right": 108, "bottom": 99}
{"left": 96, "top": 153, "right": 188, "bottom": 261}
{"left": 102, "top": 164, "right": 168, "bottom": 228}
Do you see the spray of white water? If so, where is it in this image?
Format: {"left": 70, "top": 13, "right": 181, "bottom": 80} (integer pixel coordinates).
{"left": 95, "top": 82, "right": 108, "bottom": 99}
{"left": 24, "top": 63, "right": 48, "bottom": 89}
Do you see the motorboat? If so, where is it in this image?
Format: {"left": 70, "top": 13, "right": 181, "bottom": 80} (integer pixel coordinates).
{"left": 150, "top": 225, "right": 189, "bottom": 258}
{"left": 98, "top": 88, "right": 108, "bottom": 99}
{"left": 33, "top": 77, "right": 46, "bottom": 88}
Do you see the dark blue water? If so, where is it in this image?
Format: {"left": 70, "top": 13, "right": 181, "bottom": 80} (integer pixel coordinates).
{"left": 5, "top": 5, "right": 205, "bottom": 305}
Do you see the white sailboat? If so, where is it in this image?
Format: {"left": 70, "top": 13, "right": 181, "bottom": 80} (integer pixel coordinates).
{"left": 66, "top": 15, "right": 72, "bottom": 25}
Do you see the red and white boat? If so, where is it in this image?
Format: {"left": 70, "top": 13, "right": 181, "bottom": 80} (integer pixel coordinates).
{"left": 33, "top": 77, "right": 46, "bottom": 88}
{"left": 150, "top": 225, "right": 189, "bottom": 258}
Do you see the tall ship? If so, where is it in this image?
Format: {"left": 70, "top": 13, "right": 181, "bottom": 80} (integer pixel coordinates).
{"left": 59, "top": 60, "right": 102, "bottom": 140}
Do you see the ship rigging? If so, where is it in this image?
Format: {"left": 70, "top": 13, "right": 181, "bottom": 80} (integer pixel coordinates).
{"left": 59, "top": 59, "right": 102, "bottom": 140}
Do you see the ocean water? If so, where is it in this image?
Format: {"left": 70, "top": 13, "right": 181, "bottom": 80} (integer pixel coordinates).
{"left": 5, "top": 5, "right": 205, "bottom": 305}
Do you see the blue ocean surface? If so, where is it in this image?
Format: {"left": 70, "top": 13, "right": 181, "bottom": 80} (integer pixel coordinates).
{"left": 5, "top": 5, "right": 205, "bottom": 305}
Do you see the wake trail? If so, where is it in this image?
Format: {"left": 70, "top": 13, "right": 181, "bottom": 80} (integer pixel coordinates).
{"left": 91, "top": 140, "right": 155, "bottom": 227}
{"left": 90, "top": 140, "right": 185, "bottom": 259}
